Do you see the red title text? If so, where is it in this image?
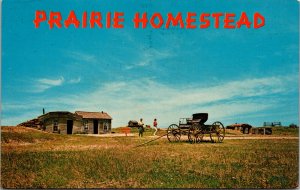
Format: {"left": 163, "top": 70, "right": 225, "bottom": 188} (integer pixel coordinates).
{"left": 33, "top": 11, "right": 265, "bottom": 29}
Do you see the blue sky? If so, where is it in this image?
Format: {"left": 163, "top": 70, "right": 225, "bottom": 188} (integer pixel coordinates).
{"left": 1, "top": 0, "right": 299, "bottom": 127}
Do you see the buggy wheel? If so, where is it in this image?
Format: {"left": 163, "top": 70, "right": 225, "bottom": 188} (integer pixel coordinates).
{"left": 167, "top": 124, "right": 181, "bottom": 142}
{"left": 210, "top": 121, "right": 225, "bottom": 143}
{"left": 188, "top": 124, "right": 203, "bottom": 143}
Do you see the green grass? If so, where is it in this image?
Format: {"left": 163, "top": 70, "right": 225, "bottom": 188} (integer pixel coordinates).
{"left": 1, "top": 126, "right": 299, "bottom": 188}
{"left": 1, "top": 130, "right": 59, "bottom": 143}
{"left": 271, "top": 126, "right": 299, "bottom": 136}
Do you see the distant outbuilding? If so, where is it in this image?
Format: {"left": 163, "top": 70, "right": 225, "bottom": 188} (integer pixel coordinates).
{"left": 263, "top": 122, "right": 281, "bottom": 127}
{"left": 128, "top": 120, "right": 139, "bottom": 128}
{"left": 289, "top": 123, "right": 298, "bottom": 128}
{"left": 226, "top": 123, "right": 252, "bottom": 134}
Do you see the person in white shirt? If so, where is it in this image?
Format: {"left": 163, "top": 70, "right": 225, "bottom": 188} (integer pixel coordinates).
{"left": 138, "top": 118, "right": 144, "bottom": 137}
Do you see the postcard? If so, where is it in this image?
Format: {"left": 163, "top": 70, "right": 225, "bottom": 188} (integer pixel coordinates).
{"left": 1, "top": 0, "right": 299, "bottom": 188}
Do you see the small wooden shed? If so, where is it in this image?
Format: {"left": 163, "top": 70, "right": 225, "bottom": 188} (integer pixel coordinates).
{"left": 75, "top": 111, "right": 112, "bottom": 134}
{"left": 226, "top": 123, "right": 252, "bottom": 134}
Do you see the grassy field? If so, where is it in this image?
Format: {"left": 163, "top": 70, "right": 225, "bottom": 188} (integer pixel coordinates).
{"left": 271, "top": 126, "right": 299, "bottom": 136}
{"left": 1, "top": 126, "right": 299, "bottom": 188}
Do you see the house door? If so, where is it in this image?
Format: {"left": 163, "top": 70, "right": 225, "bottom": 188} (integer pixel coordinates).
{"left": 93, "top": 120, "right": 98, "bottom": 134}
{"left": 67, "top": 120, "right": 73, "bottom": 134}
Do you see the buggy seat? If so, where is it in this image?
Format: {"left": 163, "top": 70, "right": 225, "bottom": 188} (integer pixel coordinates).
{"left": 191, "top": 113, "right": 208, "bottom": 125}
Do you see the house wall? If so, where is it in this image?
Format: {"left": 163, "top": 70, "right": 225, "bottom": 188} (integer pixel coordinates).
{"left": 40, "top": 112, "right": 112, "bottom": 135}
{"left": 40, "top": 112, "right": 82, "bottom": 135}
{"left": 43, "top": 117, "right": 82, "bottom": 134}
{"left": 82, "top": 119, "right": 94, "bottom": 134}
{"left": 251, "top": 127, "right": 272, "bottom": 135}
{"left": 100, "top": 119, "right": 112, "bottom": 133}
{"left": 82, "top": 119, "right": 112, "bottom": 134}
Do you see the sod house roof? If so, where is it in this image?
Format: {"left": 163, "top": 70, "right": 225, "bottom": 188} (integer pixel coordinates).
{"left": 75, "top": 111, "right": 112, "bottom": 120}
{"left": 38, "top": 111, "right": 82, "bottom": 120}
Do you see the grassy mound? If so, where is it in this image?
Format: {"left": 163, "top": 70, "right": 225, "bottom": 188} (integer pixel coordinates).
{"left": 1, "top": 126, "right": 62, "bottom": 143}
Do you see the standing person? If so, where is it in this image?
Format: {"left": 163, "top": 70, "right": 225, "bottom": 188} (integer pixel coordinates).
{"left": 138, "top": 118, "right": 144, "bottom": 137}
{"left": 153, "top": 118, "right": 158, "bottom": 136}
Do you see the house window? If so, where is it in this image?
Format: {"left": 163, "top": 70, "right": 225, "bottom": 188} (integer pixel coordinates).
{"left": 104, "top": 122, "right": 108, "bottom": 131}
{"left": 53, "top": 120, "right": 58, "bottom": 132}
{"left": 84, "top": 120, "right": 89, "bottom": 130}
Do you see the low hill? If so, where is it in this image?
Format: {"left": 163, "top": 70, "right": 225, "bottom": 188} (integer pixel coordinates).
{"left": 1, "top": 126, "right": 62, "bottom": 144}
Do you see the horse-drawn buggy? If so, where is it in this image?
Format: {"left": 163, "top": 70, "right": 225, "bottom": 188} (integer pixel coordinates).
{"left": 167, "top": 113, "right": 225, "bottom": 143}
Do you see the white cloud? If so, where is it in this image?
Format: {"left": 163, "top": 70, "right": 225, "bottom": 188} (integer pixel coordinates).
{"left": 31, "top": 76, "right": 82, "bottom": 93}
{"left": 33, "top": 76, "right": 65, "bottom": 93}
{"left": 3, "top": 75, "right": 297, "bottom": 127}
{"left": 48, "top": 75, "right": 297, "bottom": 127}
{"left": 66, "top": 51, "right": 97, "bottom": 63}
{"left": 1, "top": 112, "right": 41, "bottom": 126}
{"left": 126, "top": 48, "right": 172, "bottom": 69}
{"left": 37, "top": 77, "right": 64, "bottom": 86}
{"left": 68, "top": 77, "right": 81, "bottom": 84}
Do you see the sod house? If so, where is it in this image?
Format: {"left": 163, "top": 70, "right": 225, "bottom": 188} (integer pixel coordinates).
{"left": 38, "top": 111, "right": 112, "bottom": 134}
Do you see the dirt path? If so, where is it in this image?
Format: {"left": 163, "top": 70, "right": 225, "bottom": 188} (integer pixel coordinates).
{"left": 159, "top": 135, "right": 299, "bottom": 140}
{"left": 77, "top": 133, "right": 135, "bottom": 137}
{"left": 222, "top": 136, "right": 298, "bottom": 140}
{"left": 79, "top": 133, "right": 299, "bottom": 140}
